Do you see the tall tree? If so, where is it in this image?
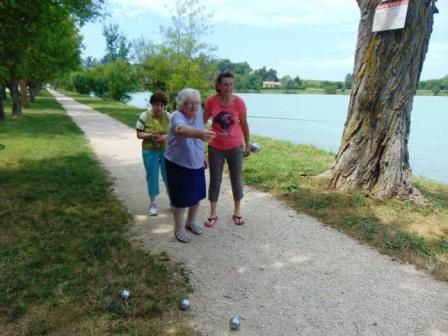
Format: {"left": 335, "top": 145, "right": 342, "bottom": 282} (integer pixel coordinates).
{"left": 0, "top": 65, "right": 6, "bottom": 121}
{"left": 102, "top": 23, "right": 130, "bottom": 63}
{"left": 141, "top": 0, "right": 216, "bottom": 106}
{"left": 216, "top": 59, "right": 235, "bottom": 73}
{"left": 280, "top": 75, "right": 292, "bottom": 88}
{"left": 255, "top": 66, "right": 278, "bottom": 82}
{"left": 0, "top": 87, "right": 4, "bottom": 121}
{"left": 329, "top": 0, "right": 438, "bottom": 200}
{"left": 83, "top": 56, "right": 100, "bottom": 68}
{"left": 344, "top": 73, "right": 353, "bottom": 90}
{"left": 161, "top": 0, "right": 214, "bottom": 58}
{"left": 294, "top": 76, "right": 303, "bottom": 89}
{"left": 27, "top": 17, "right": 82, "bottom": 101}
{"left": 131, "top": 36, "right": 156, "bottom": 64}
{"left": 0, "top": 1, "right": 105, "bottom": 117}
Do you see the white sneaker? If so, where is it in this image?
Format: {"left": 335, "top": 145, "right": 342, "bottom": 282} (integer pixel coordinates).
{"left": 149, "top": 203, "right": 158, "bottom": 216}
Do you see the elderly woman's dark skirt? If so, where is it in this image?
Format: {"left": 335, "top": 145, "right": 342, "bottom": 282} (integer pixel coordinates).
{"left": 165, "top": 159, "right": 206, "bottom": 207}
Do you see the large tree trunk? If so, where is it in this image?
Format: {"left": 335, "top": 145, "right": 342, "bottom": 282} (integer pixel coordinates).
{"left": 329, "top": 0, "right": 435, "bottom": 199}
{"left": 1, "top": 85, "right": 6, "bottom": 100}
{"left": 29, "top": 82, "right": 41, "bottom": 102}
{"left": 19, "top": 80, "right": 29, "bottom": 108}
{"left": 0, "top": 84, "right": 5, "bottom": 121}
{"left": 8, "top": 79, "right": 22, "bottom": 118}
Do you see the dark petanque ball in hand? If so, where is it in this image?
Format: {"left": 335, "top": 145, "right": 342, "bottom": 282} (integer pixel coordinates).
{"left": 179, "top": 298, "right": 191, "bottom": 310}
{"left": 229, "top": 317, "right": 241, "bottom": 330}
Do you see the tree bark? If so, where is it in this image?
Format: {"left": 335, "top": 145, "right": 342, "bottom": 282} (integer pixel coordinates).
{"left": 329, "top": 0, "right": 435, "bottom": 199}
{"left": 0, "top": 85, "right": 5, "bottom": 121}
{"left": 29, "top": 82, "right": 41, "bottom": 102}
{"left": 8, "top": 79, "right": 22, "bottom": 118}
{"left": 19, "top": 80, "right": 29, "bottom": 108}
{"left": 0, "top": 85, "right": 6, "bottom": 100}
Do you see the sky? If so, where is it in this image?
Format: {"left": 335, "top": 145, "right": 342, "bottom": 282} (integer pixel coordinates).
{"left": 80, "top": 0, "right": 448, "bottom": 81}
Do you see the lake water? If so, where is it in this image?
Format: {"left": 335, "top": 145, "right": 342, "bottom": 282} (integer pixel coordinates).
{"left": 128, "top": 92, "right": 448, "bottom": 183}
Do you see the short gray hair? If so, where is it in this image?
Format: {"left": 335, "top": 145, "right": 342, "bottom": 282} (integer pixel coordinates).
{"left": 176, "top": 88, "right": 201, "bottom": 110}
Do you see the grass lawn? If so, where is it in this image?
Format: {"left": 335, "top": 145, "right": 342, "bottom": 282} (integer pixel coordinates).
{"left": 61, "top": 90, "right": 448, "bottom": 282}
{"left": 0, "top": 92, "right": 198, "bottom": 335}
{"left": 58, "top": 90, "right": 144, "bottom": 126}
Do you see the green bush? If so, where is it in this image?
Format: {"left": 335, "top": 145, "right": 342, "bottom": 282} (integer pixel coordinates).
{"left": 104, "top": 60, "right": 138, "bottom": 102}
{"left": 71, "top": 71, "right": 93, "bottom": 95}
{"left": 56, "top": 61, "right": 138, "bottom": 102}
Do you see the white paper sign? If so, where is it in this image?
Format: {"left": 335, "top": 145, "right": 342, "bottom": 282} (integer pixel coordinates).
{"left": 372, "top": 0, "right": 409, "bottom": 32}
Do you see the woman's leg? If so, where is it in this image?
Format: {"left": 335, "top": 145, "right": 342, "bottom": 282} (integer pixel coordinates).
{"left": 159, "top": 151, "right": 168, "bottom": 193}
{"left": 186, "top": 203, "right": 199, "bottom": 224}
{"left": 207, "top": 147, "right": 225, "bottom": 218}
{"left": 226, "top": 146, "right": 244, "bottom": 217}
{"left": 142, "top": 150, "right": 160, "bottom": 201}
{"left": 173, "top": 207, "right": 190, "bottom": 243}
{"left": 186, "top": 203, "right": 202, "bottom": 234}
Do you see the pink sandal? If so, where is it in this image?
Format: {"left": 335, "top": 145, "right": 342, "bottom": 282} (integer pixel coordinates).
{"left": 205, "top": 216, "right": 218, "bottom": 227}
{"left": 232, "top": 215, "right": 245, "bottom": 225}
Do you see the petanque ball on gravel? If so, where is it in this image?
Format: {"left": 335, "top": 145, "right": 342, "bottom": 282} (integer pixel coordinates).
{"left": 120, "top": 289, "right": 130, "bottom": 300}
{"left": 229, "top": 317, "right": 241, "bottom": 330}
{"left": 249, "top": 142, "right": 261, "bottom": 153}
{"left": 179, "top": 298, "right": 191, "bottom": 311}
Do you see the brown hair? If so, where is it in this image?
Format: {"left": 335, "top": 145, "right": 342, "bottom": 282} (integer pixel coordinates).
{"left": 150, "top": 92, "right": 168, "bottom": 106}
{"left": 215, "top": 70, "right": 234, "bottom": 93}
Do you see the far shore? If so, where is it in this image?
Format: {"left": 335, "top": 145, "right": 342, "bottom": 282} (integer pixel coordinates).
{"left": 248, "top": 88, "right": 448, "bottom": 96}
{"left": 128, "top": 88, "right": 448, "bottom": 97}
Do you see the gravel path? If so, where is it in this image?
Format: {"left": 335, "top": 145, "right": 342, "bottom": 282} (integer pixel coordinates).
{"left": 51, "top": 90, "right": 448, "bottom": 336}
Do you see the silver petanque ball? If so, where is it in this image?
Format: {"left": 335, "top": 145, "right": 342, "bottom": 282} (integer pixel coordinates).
{"left": 249, "top": 142, "right": 261, "bottom": 153}
{"left": 120, "top": 289, "right": 130, "bottom": 300}
{"left": 229, "top": 317, "right": 241, "bottom": 330}
{"left": 179, "top": 298, "right": 191, "bottom": 311}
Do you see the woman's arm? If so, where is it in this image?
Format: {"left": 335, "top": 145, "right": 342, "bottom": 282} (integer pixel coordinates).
{"left": 137, "top": 131, "right": 167, "bottom": 143}
{"left": 175, "top": 125, "right": 216, "bottom": 142}
{"left": 137, "top": 130, "right": 154, "bottom": 140}
{"left": 240, "top": 110, "right": 251, "bottom": 156}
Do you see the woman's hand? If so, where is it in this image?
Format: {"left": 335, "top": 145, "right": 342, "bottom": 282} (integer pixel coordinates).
{"left": 200, "top": 130, "right": 216, "bottom": 142}
{"left": 244, "top": 146, "right": 251, "bottom": 157}
{"left": 153, "top": 134, "right": 167, "bottom": 143}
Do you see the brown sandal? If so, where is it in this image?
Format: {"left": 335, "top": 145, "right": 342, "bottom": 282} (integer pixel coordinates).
{"left": 205, "top": 216, "right": 218, "bottom": 227}
{"left": 232, "top": 215, "right": 245, "bottom": 225}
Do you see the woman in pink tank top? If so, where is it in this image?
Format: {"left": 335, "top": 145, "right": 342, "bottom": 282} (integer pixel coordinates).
{"left": 203, "top": 71, "right": 251, "bottom": 227}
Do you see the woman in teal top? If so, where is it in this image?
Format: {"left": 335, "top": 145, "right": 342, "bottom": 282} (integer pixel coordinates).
{"left": 136, "top": 92, "right": 171, "bottom": 216}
